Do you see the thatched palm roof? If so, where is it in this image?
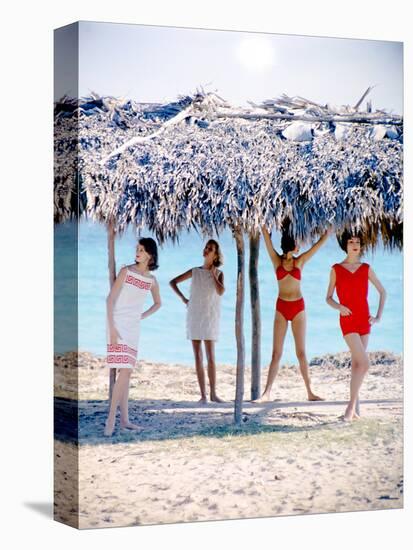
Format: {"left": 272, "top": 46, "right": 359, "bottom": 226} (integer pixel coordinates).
{"left": 54, "top": 91, "right": 403, "bottom": 249}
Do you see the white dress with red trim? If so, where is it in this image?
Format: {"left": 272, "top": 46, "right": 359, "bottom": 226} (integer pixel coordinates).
{"left": 106, "top": 268, "right": 153, "bottom": 369}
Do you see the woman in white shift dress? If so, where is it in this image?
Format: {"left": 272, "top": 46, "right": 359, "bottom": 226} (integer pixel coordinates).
{"left": 104, "top": 238, "right": 161, "bottom": 436}
{"left": 170, "top": 240, "right": 225, "bottom": 403}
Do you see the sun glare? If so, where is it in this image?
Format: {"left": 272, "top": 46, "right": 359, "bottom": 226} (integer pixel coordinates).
{"left": 236, "top": 37, "right": 276, "bottom": 71}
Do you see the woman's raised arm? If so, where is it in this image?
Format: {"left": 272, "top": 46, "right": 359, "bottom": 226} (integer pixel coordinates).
{"left": 261, "top": 227, "right": 282, "bottom": 267}
{"left": 298, "top": 230, "right": 330, "bottom": 266}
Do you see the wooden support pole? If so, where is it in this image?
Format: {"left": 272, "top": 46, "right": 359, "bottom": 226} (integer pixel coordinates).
{"left": 234, "top": 228, "right": 246, "bottom": 425}
{"left": 107, "top": 221, "right": 117, "bottom": 401}
{"left": 249, "top": 232, "right": 261, "bottom": 401}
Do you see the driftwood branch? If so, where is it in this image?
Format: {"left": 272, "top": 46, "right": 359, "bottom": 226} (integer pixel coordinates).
{"left": 101, "top": 105, "right": 193, "bottom": 163}
{"left": 354, "top": 86, "right": 375, "bottom": 111}
{"left": 215, "top": 110, "right": 402, "bottom": 125}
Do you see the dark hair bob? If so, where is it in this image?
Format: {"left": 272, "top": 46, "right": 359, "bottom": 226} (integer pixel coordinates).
{"left": 138, "top": 237, "right": 159, "bottom": 271}
{"left": 337, "top": 230, "right": 363, "bottom": 253}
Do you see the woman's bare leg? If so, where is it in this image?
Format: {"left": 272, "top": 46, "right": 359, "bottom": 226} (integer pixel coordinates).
{"left": 343, "top": 333, "right": 370, "bottom": 421}
{"left": 354, "top": 334, "right": 370, "bottom": 418}
{"left": 192, "top": 340, "right": 207, "bottom": 403}
{"left": 254, "top": 311, "right": 288, "bottom": 402}
{"left": 291, "top": 311, "right": 324, "bottom": 401}
{"left": 204, "top": 340, "right": 225, "bottom": 402}
{"left": 361, "top": 335, "right": 369, "bottom": 349}
{"left": 119, "top": 369, "right": 141, "bottom": 430}
{"left": 119, "top": 369, "right": 131, "bottom": 423}
{"left": 104, "top": 369, "right": 132, "bottom": 436}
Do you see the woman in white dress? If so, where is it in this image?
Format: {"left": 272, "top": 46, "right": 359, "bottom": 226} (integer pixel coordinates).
{"left": 170, "top": 240, "right": 225, "bottom": 403}
{"left": 104, "top": 238, "right": 161, "bottom": 436}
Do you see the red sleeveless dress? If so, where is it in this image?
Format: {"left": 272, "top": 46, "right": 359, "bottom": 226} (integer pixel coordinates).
{"left": 333, "top": 263, "right": 370, "bottom": 336}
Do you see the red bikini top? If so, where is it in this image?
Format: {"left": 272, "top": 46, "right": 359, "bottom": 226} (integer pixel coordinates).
{"left": 276, "top": 259, "right": 301, "bottom": 281}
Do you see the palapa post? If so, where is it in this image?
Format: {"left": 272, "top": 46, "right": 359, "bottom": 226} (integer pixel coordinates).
{"left": 234, "top": 227, "right": 246, "bottom": 425}
{"left": 249, "top": 232, "right": 261, "bottom": 401}
{"left": 107, "top": 220, "right": 117, "bottom": 400}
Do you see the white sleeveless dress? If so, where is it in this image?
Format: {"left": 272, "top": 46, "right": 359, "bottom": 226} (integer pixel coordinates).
{"left": 106, "top": 268, "right": 153, "bottom": 369}
{"left": 186, "top": 267, "right": 221, "bottom": 341}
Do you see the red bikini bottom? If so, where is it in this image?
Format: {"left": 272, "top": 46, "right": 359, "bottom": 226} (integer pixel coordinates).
{"left": 276, "top": 297, "right": 305, "bottom": 321}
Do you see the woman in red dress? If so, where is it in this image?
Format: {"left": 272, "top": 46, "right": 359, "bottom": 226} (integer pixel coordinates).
{"left": 326, "top": 231, "right": 386, "bottom": 421}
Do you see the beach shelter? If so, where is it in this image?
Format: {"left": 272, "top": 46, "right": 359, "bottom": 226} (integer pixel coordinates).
{"left": 54, "top": 90, "right": 403, "bottom": 423}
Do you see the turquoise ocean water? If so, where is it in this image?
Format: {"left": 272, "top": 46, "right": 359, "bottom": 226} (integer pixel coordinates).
{"left": 55, "top": 220, "right": 403, "bottom": 366}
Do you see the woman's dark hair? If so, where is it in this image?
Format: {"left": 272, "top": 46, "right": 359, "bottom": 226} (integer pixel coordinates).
{"left": 207, "top": 239, "right": 224, "bottom": 267}
{"left": 280, "top": 229, "right": 296, "bottom": 254}
{"left": 337, "top": 229, "right": 364, "bottom": 253}
{"left": 138, "top": 237, "right": 159, "bottom": 271}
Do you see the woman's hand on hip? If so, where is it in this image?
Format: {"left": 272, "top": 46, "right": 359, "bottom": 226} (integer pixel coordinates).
{"left": 339, "top": 305, "right": 352, "bottom": 316}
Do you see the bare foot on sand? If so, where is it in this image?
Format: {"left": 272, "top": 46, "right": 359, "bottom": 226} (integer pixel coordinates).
{"left": 252, "top": 393, "right": 272, "bottom": 403}
{"left": 104, "top": 419, "right": 115, "bottom": 437}
{"left": 342, "top": 413, "right": 360, "bottom": 422}
{"left": 120, "top": 421, "right": 142, "bottom": 431}
{"left": 308, "top": 393, "right": 325, "bottom": 402}
{"left": 198, "top": 397, "right": 208, "bottom": 405}
{"left": 342, "top": 404, "right": 356, "bottom": 422}
{"left": 210, "top": 395, "right": 226, "bottom": 403}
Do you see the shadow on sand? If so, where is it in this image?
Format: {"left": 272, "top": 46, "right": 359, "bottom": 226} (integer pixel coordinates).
{"left": 54, "top": 396, "right": 401, "bottom": 447}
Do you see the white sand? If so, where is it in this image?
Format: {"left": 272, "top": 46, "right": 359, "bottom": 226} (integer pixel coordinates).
{"left": 54, "top": 351, "right": 403, "bottom": 529}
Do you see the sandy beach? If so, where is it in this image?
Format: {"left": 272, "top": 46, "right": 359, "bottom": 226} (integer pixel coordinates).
{"left": 54, "top": 350, "right": 403, "bottom": 529}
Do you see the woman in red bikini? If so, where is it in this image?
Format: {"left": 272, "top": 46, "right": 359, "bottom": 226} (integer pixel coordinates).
{"left": 326, "top": 231, "right": 386, "bottom": 421}
{"left": 255, "top": 224, "right": 330, "bottom": 402}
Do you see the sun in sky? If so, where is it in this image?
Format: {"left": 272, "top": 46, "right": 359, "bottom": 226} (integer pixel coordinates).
{"left": 236, "top": 36, "right": 276, "bottom": 71}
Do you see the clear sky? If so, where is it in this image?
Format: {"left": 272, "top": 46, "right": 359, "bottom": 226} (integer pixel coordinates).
{"left": 56, "top": 21, "right": 403, "bottom": 114}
